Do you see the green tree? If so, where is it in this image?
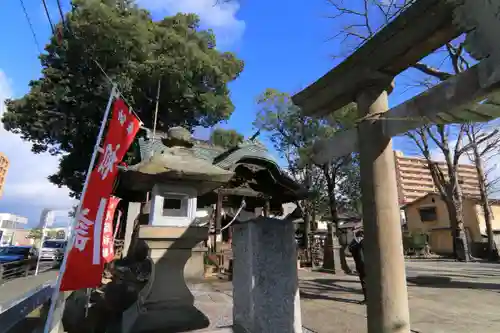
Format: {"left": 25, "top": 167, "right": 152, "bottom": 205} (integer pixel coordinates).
{"left": 254, "top": 88, "right": 360, "bottom": 272}
{"left": 209, "top": 128, "right": 244, "bottom": 148}
{"left": 46, "top": 230, "right": 59, "bottom": 239}
{"left": 56, "top": 230, "right": 67, "bottom": 240}
{"left": 2, "top": 0, "right": 243, "bottom": 198}
{"left": 27, "top": 228, "right": 43, "bottom": 240}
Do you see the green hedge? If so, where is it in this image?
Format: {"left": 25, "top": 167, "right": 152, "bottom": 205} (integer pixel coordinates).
{"left": 403, "top": 232, "right": 428, "bottom": 251}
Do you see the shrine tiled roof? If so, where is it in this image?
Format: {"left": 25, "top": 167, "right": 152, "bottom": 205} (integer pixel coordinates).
{"left": 122, "top": 127, "right": 308, "bottom": 202}
{"left": 136, "top": 127, "right": 277, "bottom": 169}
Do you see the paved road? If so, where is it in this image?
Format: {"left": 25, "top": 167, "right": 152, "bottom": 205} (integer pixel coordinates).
{"left": 2, "top": 259, "right": 500, "bottom": 332}
{"left": 405, "top": 258, "right": 500, "bottom": 276}
{"left": 299, "top": 259, "right": 500, "bottom": 332}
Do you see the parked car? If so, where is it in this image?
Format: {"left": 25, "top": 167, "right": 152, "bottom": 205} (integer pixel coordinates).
{"left": 39, "top": 240, "right": 66, "bottom": 262}
{"left": 0, "top": 246, "right": 38, "bottom": 278}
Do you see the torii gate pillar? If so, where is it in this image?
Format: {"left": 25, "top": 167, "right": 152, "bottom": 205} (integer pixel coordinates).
{"left": 356, "top": 83, "right": 410, "bottom": 333}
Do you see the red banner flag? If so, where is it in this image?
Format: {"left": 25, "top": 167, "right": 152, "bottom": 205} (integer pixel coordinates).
{"left": 102, "top": 196, "right": 121, "bottom": 263}
{"left": 60, "top": 98, "right": 140, "bottom": 291}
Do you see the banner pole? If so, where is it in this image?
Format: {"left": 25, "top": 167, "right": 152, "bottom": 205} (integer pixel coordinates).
{"left": 43, "top": 85, "right": 118, "bottom": 333}
{"left": 35, "top": 210, "right": 54, "bottom": 276}
{"left": 35, "top": 225, "right": 47, "bottom": 276}
{"left": 112, "top": 209, "right": 122, "bottom": 240}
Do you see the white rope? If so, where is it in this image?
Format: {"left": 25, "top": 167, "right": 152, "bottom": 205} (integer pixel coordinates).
{"left": 221, "top": 199, "right": 246, "bottom": 231}
{"left": 194, "top": 198, "right": 246, "bottom": 229}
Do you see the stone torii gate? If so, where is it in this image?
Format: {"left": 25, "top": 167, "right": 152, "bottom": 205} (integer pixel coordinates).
{"left": 292, "top": 1, "right": 500, "bottom": 332}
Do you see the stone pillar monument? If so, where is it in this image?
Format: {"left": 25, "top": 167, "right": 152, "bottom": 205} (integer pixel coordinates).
{"left": 232, "top": 217, "right": 302, "bottom": 333}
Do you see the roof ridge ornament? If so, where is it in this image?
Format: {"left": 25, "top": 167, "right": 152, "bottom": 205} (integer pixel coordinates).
{"left": 163, "top": 127, "right": 194, "bottom": 148}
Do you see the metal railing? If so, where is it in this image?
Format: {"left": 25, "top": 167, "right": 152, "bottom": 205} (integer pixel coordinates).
{"left": 0, "top": 259, "right": 36, "bottom": 283}
{"left": 0, "top": 280, "right": 55, "bottom": 333}
{"left": 0, "top": 240, "right": 125, "bottom": 332}
{"left": 0, "top": 260, "right": 58, "bottom": 332}
{"left": 0, "top": 259, "right": 57, "bottom": 284}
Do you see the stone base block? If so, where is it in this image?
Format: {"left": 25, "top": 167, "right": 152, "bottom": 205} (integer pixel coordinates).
{"left": 123, "top": 303, "right": 209, "bottom": 332}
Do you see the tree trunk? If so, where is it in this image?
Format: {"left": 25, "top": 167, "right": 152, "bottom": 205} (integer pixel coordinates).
{"left": 445, "top": 189, "right": 470, "bottom": 262}
{"left": 311, "top": 203, "right": 317, "bottom": 232}
{"left": 440, "top": 136, "right": 470, "bottom": 262}
{"left": 302, "top": 203, "right": 311, "bottom": 264}
{"left": 322, "top": 164, "right": 351, "bottom": 273}
{"left": 452, "top": 171, "right": 471, "bottom": 262}
{"left": 454, "top": 204, "right": 470, "bottom": 262}
{"left": 472, "top": 144, "right": 497, "bottom": 259}
{"left": 302, "top": 168, "right": 312, "bottom": 260}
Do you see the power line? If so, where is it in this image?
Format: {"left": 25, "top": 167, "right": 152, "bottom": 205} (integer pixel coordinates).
{"left": 41, "top": 0, "right": 55, "bottom": 34}
{"left": 29, "top": 1, "right": 143, "bottom": 124}
{"left": 19, "top": 0, "right": 42, "bottom": 53}
{"left": 55, "top": 0, "right": 66, "bottom": 26}
{"left": 89, "top": 55, "right": 142, "bottom": 122}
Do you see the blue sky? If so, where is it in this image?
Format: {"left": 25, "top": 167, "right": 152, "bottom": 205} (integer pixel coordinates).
{"left": 0, "top": 0, "right": 491, "bottom": 226}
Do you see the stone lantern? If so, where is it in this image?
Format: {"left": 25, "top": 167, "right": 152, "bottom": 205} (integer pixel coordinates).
{"left": 118, "top": 127, "right": 234, "bottom": 332}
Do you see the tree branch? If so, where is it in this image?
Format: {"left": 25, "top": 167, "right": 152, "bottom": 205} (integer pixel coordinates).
{"left": 461, "top": 128, "right": 500, "bottom": 157}
{"left": 411, "top": 63, "right": 453, "bottom": 81}
{"left": 327, "top": 0, "right": 365, "bottom": 17}
{"left": 407, "top": 127, "right": 447, "bottom": 197}
{"left": 453, "top": 124, "right": 467, "bottom": 167}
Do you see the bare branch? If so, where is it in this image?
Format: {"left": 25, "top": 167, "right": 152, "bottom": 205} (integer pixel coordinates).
{"left": 425, "top": 125, "right": 445, "bottom": 152}
{"left": 462, "top": 128, "right": 500, "bottom": 157}
{"left": 446, "top": 42, "right": 461, "bottom": 74}
{"left": 363, "top": 0, "right": 373, "bottom": 36}
{"left": 327, "top": 0, "right": 365, "bottom": 17}
{"left": 452, "top": 124, "right": 467, "bottom": 167}
{"left": 411, "top": 63, "right": 453, "bottom": 81}
{"left": 406, "top": 127, "right": 448, "bottom": 197}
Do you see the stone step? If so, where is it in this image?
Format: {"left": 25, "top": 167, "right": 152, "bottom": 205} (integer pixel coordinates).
{"left": 196, "top": 327, "right": 316, "bottom": 333}
{"left": 194, "top": 327, "right": 234, "bottom": 332}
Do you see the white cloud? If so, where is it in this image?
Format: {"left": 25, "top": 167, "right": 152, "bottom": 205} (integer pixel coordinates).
{"left": 139, "top": 0, "right": 245, "bottom": 47}
{"left": 0, "top": 70, "right": 76, "bottom": 224}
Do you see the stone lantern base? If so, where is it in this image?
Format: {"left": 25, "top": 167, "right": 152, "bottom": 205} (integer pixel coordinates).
{"left": 122, "top": 225, "right": 209, "bottom": 333}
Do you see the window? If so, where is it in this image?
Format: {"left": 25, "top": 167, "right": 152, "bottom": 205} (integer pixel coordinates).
{"left": 162, "top": 194, "right": 188, "bottom": 217}
{"left": 0, "top": 246, "right": 30, "bottom": 256}
{"left": 163, "top": 198, "right": 182, "bottom": 210}
{"left": 42, "top": 241, "right": 66, "bottom": 249}
{"left": 1, "top": 220, "right": 14, "bottom": 229}
{"left": 419, "top": 207, "right": 437, "bottom": 222}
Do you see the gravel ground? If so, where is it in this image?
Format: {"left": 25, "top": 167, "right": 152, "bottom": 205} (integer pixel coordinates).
{"left": 190, "top": 282, "right": 317, "bottom": 332}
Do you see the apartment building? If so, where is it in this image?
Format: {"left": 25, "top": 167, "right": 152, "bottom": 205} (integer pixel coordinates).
{"left": 0, "top": 152, "right": 9, "bottom": 198}
{"left": 0, "top": 213, "right": 28, "bottom": 246}
{"left": 394, "top": 150, "right": 480, "bottom": 205}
